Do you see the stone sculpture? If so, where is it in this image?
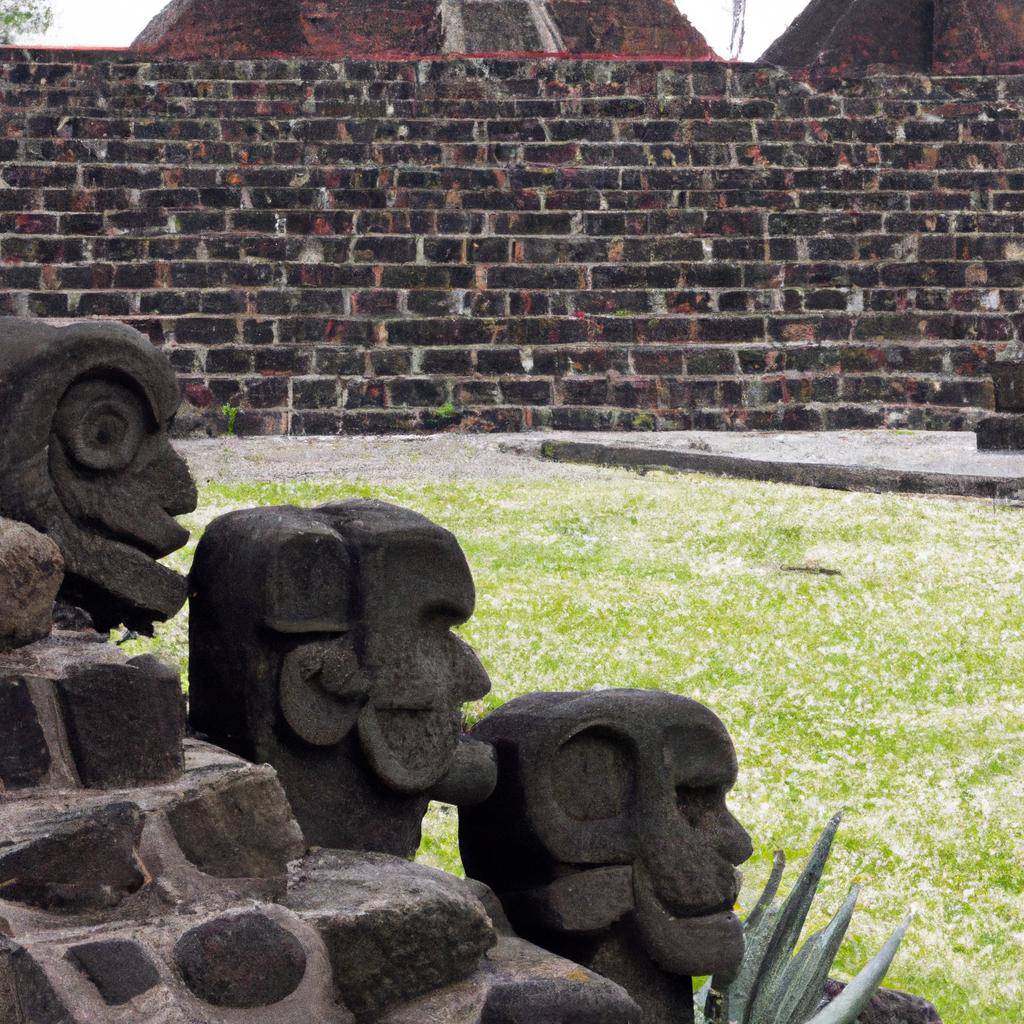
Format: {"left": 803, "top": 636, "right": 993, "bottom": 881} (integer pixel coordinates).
{"left": 0, "top": 318, "right": 639, "bottom": 1022}
{"left": 188, "top": 500, "right": 499, "bottom": 857}
{"left": 459, "top": 689, "right": 753, "bottom": 1024}
{"left": 0, "top": 317, "right": 197, "bottom": 633}
{"left": 0, "top": 313, "right": 939, "bottom": 1021}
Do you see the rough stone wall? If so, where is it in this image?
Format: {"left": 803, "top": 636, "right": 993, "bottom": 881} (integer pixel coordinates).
{"left": 0, "top": 50, "right": 1020, "bottom": 435}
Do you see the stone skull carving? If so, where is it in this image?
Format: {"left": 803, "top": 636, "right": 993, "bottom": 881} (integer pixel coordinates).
{"left": 0, "top": 318, "right": 197, "bottom": 632}
{"left": 459, "top": 690, "right": 752, "bottom": 1024}
{"left": 188, "top": 500, "right": 497, "bottom": 857}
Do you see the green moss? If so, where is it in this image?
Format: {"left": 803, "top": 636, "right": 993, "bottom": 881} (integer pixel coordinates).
{"left": 221, "top": 404, "right": 239, "bottom": 436}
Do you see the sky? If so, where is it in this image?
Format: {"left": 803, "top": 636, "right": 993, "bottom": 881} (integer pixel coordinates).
{"left": 19, "top": 1, "right": 811, "bottom": 59}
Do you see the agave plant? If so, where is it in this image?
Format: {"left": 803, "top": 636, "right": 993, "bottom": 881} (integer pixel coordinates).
{"left": 696, "top": 812, "right": 913, "bottom": 1024}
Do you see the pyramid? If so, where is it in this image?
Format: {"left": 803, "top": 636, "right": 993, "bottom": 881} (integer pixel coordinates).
{"left": 934, "top": 0, "right": 1024, "bottom": 73}
{"left": 132, "top": 0, "right": 718, "bottom": 58}
{"left": 762, "top": 0, "right": 1024, "bottom": 75}
{"left": 761, "top": 0, "right": 934, "bottom": 73}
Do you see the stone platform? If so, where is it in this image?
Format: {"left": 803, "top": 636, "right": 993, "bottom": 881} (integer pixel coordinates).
{"left": 524, "top": 430, "right": 1024, "bottom": 500}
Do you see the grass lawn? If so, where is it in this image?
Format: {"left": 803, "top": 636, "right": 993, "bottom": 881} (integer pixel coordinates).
{"left": 129, "top": 470, "right": 1024, "bottom": 1024}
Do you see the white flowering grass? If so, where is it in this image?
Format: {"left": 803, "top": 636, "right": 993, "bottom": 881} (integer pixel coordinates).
{"left": 129, "top": 472, "right": 1024, "bottom": 1024}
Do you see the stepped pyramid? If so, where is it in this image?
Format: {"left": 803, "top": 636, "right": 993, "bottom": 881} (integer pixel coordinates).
{"left": 132, "top": 0, "right": 718, "bottom": 57}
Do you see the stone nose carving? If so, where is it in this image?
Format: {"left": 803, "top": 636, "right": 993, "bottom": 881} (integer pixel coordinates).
{"left": 0, "top": 318, "right": 197, "bottom": 632}
{"left": 188, "top": 500, "right": 498, "bottom": 857}
{"left": 459, "top": 689, "right": 752, "bottom": 1023}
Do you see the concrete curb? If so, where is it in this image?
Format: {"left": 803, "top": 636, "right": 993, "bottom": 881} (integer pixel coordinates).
{"left": 538, "top": 440, "right": 1024, "bottom": 500}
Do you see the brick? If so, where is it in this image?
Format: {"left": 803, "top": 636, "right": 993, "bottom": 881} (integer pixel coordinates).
{"left": 420, "top": 349, "right": 473, "bottom": 374}
{"left": 559, "top": 377, "right": 609, "bottom": 405}
{"left": 500, "top": 379, "right": 553, "bottom": 405}
{"left": 388, "top": 377, "right": 447, "bottom": 408}
{"left": 0, "top": 52, "right": 1010, "bottom": 437}
{"left": 293, "top": 411, "right": 343, "bottom": 435}
{"left": 241, "top": 377, "right": 289, "bottom": 409}
{"left": 293, "top": 379, "right": 339, "bottom": 409}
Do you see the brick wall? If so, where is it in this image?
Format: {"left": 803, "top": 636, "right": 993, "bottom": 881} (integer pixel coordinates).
{"left": 0, "top": 49, "right": 1021, "bottom": 435}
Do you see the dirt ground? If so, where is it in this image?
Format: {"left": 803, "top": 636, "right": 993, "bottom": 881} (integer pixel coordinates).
{"left": 176, "top": 434, "right": 612, "bottom": 485}
{"left": 177, "top": 429, "right": 1024, "bottom": 490}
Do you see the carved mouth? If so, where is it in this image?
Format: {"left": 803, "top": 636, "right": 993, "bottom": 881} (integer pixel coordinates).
{"left": 97, "top": 509, "right": 191, "bottom": 561}
{"left": 65, "top": 534, "right": 190, "bottom": 630}
{"left": 631, "top": 869, "right": 745, "bottom": 981}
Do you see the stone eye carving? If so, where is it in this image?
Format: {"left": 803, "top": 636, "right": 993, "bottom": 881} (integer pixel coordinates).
{"left": 459, "top": 689, "right": 753, "bottom": 1024}
{"left": 188, "top": 500, "right": 497, "bottom": 857}
{"left": 552, "top": 727, "right": 636, "bottom": 822}
{"left": 0, "top": 318, "right": 197, "bottom": 632}
{"left": 54, "top": 378, "right": 149, "bottom": 473}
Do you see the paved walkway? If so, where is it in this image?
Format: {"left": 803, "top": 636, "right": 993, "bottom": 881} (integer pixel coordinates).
{"left": 178, "top": 430, "right": 1024, "bottom": 498}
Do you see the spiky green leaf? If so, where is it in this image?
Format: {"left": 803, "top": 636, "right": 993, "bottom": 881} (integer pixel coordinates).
{"left": 803, "top": 914, "right": 913, "bottom": 1024}
{"left": 695, "top": 977, "right": 713, "bottom": 1021}
{"left": 746, "top": 812, "right": 843, "bottom": 1021}
{"left": 771, "top": 885, "right": 860, "bottom": 1024}
{"left": 703, "top": 848, "right": 786, "bottom": 1023}
{"left": 745, "top": 850, "right": 786, "bottom": 936}
{"left": 712, "top": 901, "right": 782, "bottom": 1023}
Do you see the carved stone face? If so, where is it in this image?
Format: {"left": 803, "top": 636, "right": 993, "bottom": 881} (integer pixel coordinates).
{"left": 460, "top": 690, "right": 752, "bottom": 982}
{"left": 188, "top": 501, "right": 495, "bottom": 856}
{"left": 0, "top": 318, "right": 197, "bottom": 632}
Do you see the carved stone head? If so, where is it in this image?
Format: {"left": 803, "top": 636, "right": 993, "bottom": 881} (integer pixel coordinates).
{"left": 459, "top": 690, "right": 752, "bottom": 1022}
{"left": 188, "top": 500, "right": 496, "bottom": 857}
{"left": 0, "top": 318, "right": 197, "bottom": 632}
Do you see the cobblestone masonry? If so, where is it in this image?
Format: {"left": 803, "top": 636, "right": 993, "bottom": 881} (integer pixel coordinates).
{"left": 0, "top": 50, "right": 1022, "bottom": 435}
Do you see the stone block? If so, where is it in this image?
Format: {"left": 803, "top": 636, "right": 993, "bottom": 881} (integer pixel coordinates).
{"left": 0, "top": 939, "right": 71, "bottom": 1024}
{"left": 989, "top": 363, "right": 1024, "bottom": 413}
{"left": 822, "top": 978, "right": 942, "bottom": 1024}
{"left": 67, "top": 939, "right": 161, "bottom": 1006}
{"left": 0, "top": 676, "right": 51, "bottom": 790}
{"left": 0, "top": 802, "right": 145, "bottom": 912}
{"left": 166, "top": 769, "right": 306, "bottom": 879}
{"left": 376, "top": 935, "right": 641, "bottom": 1023}
{"left": 174, "top": 910, "right": 308, "bottom": 1009}
{"left": 57, "top": 658, "right": 185, "bottom": 788}
{"left": 976, "top": 414, "right": 1024, "bottom": 451}
{"left": 288, "top": 849, "right": 496, "bottom": 1015}
{"left": 0, "top": 518, "right": 62, "bottom": 652}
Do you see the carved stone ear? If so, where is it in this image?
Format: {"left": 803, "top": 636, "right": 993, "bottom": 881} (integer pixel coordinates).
{"left": 279, "top": 639, "right": 366, "bottom": 746}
